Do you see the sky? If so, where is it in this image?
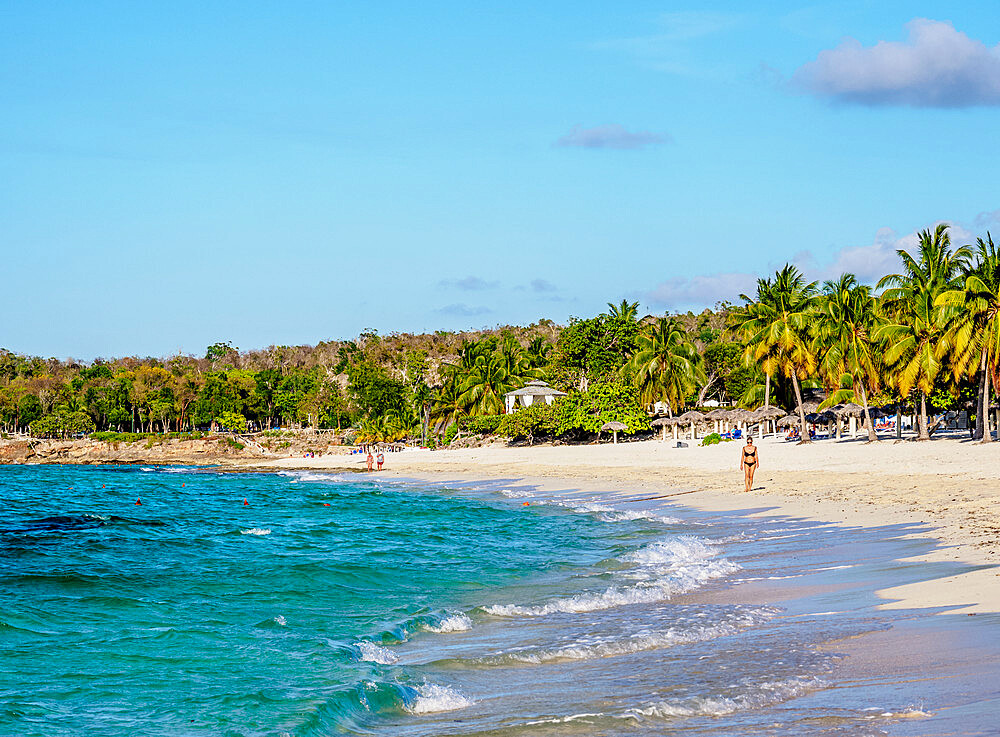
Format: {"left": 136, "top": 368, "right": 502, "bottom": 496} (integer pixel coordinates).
{"left": 3, "top": 1, "right": 1000, "bottom": 360}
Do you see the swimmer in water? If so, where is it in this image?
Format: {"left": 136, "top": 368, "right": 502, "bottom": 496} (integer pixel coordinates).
{"left": 740, "top": 436, "right": 758, "bottom": 492}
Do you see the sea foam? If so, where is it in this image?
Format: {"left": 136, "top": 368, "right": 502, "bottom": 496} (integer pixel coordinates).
{"left": 484, "top": 536, "right": 738, "bottom": 617}
{"left": 407, "top": 683, "right": 475, "bottom": 714}
{"left": 240, "top": 528, "right": 271, "bottom": 536}
{"left": 355, "top": 641, "right": 398, "bottom": 664}
{"left": 625, "top": 677, "right": 822, "bottom": 719}
{"left": 424, "top": 613, "right": 473, "bottom": 633}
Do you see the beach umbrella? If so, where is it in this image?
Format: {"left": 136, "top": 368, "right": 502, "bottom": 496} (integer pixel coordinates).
{"left": 755, "top": 405, "right": 785, "bottom": 436}
{"left": 776, "top": 414, "right": 798, "bottom": 427}
{"left": 704, "top": 408, "right": 730, "bottom": 434}
{"left": 650, "top": 416, "right": 674, "bottom": 441}
{"left": 677, "top": 410, "right": 704, "bottom": 440}
{"left": 792, "top": 400, "right": 820, "bottom": 415}
{"left": 601, "top": 420, "right": 628, "bottom": 444}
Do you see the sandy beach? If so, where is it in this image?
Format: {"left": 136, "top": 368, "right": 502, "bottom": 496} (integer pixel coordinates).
{"left": 264, "top": 434, "right": 1000, "bottom": 614}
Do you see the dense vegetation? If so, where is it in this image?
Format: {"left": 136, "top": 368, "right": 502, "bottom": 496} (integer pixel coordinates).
{"left": 2, "top": 224, "right": 995, "bottom": 444}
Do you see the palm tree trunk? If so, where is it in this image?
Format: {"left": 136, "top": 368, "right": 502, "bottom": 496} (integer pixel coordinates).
{"left": 790, "top": 370, "right": 810, "bottom": 444}
{"left": 917, "top": 392, "right": 930, "bottom": 440}
{"left": 764, "top": 373, "right": 770, "bottom": 408}
{"left": 981, "top": 351, "right": 993, "bottom": 443}
{"left": 859, "top": 383, "right": 877, "bottom": 442}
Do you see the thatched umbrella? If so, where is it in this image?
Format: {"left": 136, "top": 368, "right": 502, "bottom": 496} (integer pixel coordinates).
{"left": 650, "top": 416, "right": 674, "bottom": 442}
{"left": 601, "top": 420, "right": 628, "bottom": 444}
{"left": 728, "top": 408, "right": 752, "bottom": 437}
{"left": 704, "top": 408, "right": 730, "bottom": 434}
{"left": 756, "top": 405, "right": 785, "bottom": 437}
{"left": 831, "top": 402, "right": 865, "bottom": 438}
{"left": 677, "top": 410, "right": 704, "bottom": 440}
{"left": 776, "top": 414, "right": 798, "bottom": 427}
{"left": 792, "top": 400, "right": 820, "bottom": 416}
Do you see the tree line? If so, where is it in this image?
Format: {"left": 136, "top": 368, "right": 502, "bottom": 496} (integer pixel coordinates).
{"left": 2, "top": 223, "right": 994, "bottom": 445}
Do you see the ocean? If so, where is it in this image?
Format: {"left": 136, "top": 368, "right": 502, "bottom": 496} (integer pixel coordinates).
{"left": 1, "top": 464, "right": 998, "bottom": 736}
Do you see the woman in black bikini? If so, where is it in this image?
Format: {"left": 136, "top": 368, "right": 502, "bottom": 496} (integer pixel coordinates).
{"left": 740, "top": 437, "right": 758, "bottom": 492}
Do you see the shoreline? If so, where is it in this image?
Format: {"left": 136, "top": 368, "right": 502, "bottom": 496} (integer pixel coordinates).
{"left": 258, "top": 435, "right": 1000, "bottom": 614}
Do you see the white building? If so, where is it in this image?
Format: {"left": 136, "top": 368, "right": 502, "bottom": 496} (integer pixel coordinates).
{"left": 503, "top": 380, "right": 567, "bottom": 414}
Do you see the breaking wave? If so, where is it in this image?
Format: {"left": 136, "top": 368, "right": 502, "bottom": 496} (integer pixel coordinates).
{"left": 483, "top": 536, "right": 738, "bottom": 617}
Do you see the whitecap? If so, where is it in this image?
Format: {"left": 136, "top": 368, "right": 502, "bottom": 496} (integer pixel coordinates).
{"left": 483, "top": 536, "right": 738, "bottom": 617}
{"left": 424, "top": 613, "right": 473, "bottom": 633}
{"left": 273, "top": 615, "right": 287, "bottom": 626}
{"left": 499, "top": 489, "right": 534, "bottom": 499}
{"left": 241, "top": 528, "right": 271, "bottom": 536}
{"left": 407, "top": 683, "right": 474, "bottom": 714}
{"left": 597, "top": 509, "right": 681, "bottom": 525}
{"left": 356, "top": 641, "right": 398, "bottom": 664}
{"left": 484, "top": 610, "right": 772, "bottom": 664}
{"left": 626, "top": 676, "right": 822, "bottom": 719}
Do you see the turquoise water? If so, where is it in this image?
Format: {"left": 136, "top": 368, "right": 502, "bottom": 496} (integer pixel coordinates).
{"left": 2, "top": 465, "right": 995, "bottom": 736}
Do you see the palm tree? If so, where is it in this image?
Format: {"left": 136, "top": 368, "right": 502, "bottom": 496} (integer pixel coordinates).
{"left": 877, "top": 224, "right": 971, "bottom": 440}
{"left": 430, "top": 380, "right": 465, "bottom": 436}
{"left": 938, "top": 232, "right": 1000, "bottom": 442}
{"left": 814, "top": 274, "right": 883, "bottom": 441}
{"left": 525, "top": 336, "right": 552, "bottom": 369}
{"left": 734, "top": 264, "right": 818, "bottom": 443}
{"left": 458, "top": 352, "right": 516, "bottom": 415}
{"left": 606, "top": 299, "right": 640, "bottom": 323}
{"left": 630, "top": 317, "right": 704, "bottom": 416}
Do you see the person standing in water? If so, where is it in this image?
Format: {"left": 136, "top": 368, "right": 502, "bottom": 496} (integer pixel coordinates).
{"left": 376, "top": 451, "right": 384, "bottom": 471}
{"left": 366, "top": 451, "right": 374, "bottom": 472}
{"left": 740, "top": 436, "right": 758, "bottom": 492}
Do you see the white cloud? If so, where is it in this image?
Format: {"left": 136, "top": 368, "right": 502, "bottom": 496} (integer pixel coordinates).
{"left": 645, "top": 217, "right": 995, "bottom": 309}
{"left": 435, "top": 303, "right": 491, "bottom": 317}
{"left": 793, "top": 19, "right": 1000, "bottom": 107}
{"left": 646, "top": 272, "right": 760, "bottom": 310}
{"left": 555, "top": 124, "right": 668, "bottom": 150}
{"left": 437, "top": 275, "right": 499, "bottom": 291}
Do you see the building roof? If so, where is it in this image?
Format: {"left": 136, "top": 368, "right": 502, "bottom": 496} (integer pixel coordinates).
{"left": 504, "top": 380, "right": 568, "bottom": 398}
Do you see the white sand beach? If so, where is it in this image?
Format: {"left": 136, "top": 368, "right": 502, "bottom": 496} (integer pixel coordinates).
{"left": 264, "top": 434, "right": 1000, "bottom": 613}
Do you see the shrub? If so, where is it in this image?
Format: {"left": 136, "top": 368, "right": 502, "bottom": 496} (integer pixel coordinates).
{"left": 497, "top": 403, "right": 558, "bottom": 443}
{"left": 215, "top": 411, "right": 248, "bottom": 434}
{"left": 556, "top": 381, "right": 649, "bottom": 436}
{"left": 461, "top": 414, "right": 503, "bottom": 434}
{"left": 443, "top": 422, "right": 459, "bottom": 446}
{"left": 701, "top": 432, "right": 722, "bottom": 446}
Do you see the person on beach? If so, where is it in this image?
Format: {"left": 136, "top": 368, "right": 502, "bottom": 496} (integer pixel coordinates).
{"left": 366, "top": 451, "right": 374, "bottom": 471}
{"left": 740, "top": 437, "right": 758, "bottom": 492}
{"left": 376, "top": 451, "right": 384, "bottom": 471}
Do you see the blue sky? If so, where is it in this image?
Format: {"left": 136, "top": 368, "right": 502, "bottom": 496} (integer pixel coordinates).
{"left": 3, "top": 1, "right": 1000, "bottom": 359}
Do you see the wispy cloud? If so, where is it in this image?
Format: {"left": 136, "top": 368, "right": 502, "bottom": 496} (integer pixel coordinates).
{"left": 645, "top": 216, "right": 994, "bottom": 309}
{"left": 646, "top": 272, "right": 760, "bottom": 310}
{"left": 437, "top": 275, "right": 499, "bottom": 291}
{"left": 793, "top": 19, "right": 1000, "bottom": 107}
{"left": 556, "top": 124, "right": 668, "bottom": 150}
{"left": 435, "top": 303, "right": 492, "bottom": 317}
{"left": 594, "top": 11, "right": 744, "bottom": 75}
{"left": 530, "top": 278, "right": 557, "bottom": 292}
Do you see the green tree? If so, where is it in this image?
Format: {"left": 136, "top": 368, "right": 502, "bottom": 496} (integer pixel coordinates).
{"left": 733, "top": 264, "right": 818, "bottom": 443}
{"left": 938, "top": 232, "right": 1000, "bottom": 442}
{"left": 629, "top": 317, "right": 703, "bottom": 416}
{"left": 814, "top": 274, "right": 884, "bottom": 441}
{"left": 877, "top": 224, "right": 971, "bottom": 439}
